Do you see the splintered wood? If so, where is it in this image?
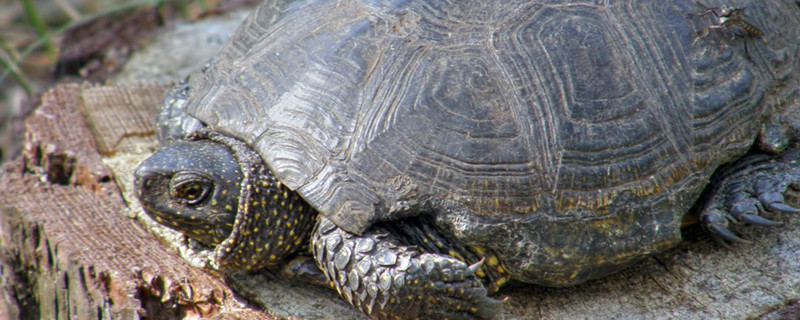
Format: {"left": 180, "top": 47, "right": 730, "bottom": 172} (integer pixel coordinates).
{"left": 0, "top": 83, "right": 269, "bottom": 320}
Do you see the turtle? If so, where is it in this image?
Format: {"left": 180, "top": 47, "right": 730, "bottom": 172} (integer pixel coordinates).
{"left": 133, "top": 0, "right": 800, "bottom": 319}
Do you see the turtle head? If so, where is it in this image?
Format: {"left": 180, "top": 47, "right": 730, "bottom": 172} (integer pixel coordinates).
{"left": 134, "top": 139, "right": 241, "bottom": 245}
{"left": 134, "top": 131, "right": 318, "bottom": 270}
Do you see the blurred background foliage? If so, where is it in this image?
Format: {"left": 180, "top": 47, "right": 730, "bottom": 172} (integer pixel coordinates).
{"left": 0, "top": 0, "right": 219, "bottom": 95}
{"left": 0, "top": 0, "right": 243, "bottom": 163}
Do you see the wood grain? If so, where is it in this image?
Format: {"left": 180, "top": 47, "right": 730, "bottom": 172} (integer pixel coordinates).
{"left": 0, "top": 83, "right": 270, "bottom": 320}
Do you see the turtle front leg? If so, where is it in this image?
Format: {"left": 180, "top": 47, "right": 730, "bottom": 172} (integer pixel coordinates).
{"left": 312, "top": 217, "right": 501, "bottom": 320}
{"left": 700, "top": 145, "right": 800, "bottom": 244}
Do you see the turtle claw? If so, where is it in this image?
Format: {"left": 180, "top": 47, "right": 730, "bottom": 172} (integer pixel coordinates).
{"left": 702, "top": 212, "right": 751, "bottom": 244}
{"left": 767, "top": 202, "right": 800, "bottom": 214}
{"left": 283, "top": 256, "right": 330, "bottom": 288}
{"left": 740, "top": 214, "right": 781, "bottom": 227}
{"left": 707, "top": 224, "right": 750, "bottom": 244}
{"left": 699, "top": 147, "right": 800, "bottom": 245}
{"left": 467, "top": 258, "right": 486, "bottom": 274}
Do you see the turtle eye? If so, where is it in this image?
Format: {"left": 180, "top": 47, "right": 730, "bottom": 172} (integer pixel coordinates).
{"left": 169, "top": 173, "right": 213, "bottom": 205}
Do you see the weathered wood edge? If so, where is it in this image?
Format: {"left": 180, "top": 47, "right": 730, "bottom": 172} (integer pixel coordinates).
{"left": 0, "top": 83, "right": 272, "bottom": 320}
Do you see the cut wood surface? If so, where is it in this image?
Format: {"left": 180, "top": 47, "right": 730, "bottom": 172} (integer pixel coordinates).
{"left": 0, "top": 84, "right": 270, "bottom": 320}
{"left": 2, "top": 82, "right": 800, "bottom": 320}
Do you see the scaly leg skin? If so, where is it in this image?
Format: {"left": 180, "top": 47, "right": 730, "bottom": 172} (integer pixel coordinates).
{"left": 700, "top": 145, "right": 800, "bottom": 245}
{"left": 313, "top": 217, "right": 501, "bottom": 320}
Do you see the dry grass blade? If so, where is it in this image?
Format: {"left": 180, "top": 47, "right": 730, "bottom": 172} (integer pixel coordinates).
{"left": 0, "top": 36, "right": 32, "bottom": 94}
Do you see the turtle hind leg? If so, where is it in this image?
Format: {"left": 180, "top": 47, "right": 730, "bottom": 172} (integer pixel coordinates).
{"left": 312, "top": 217, "right": 502, "bottom": 320}
{"left": 700, "top": 144, "right": 800, "bottom": 245}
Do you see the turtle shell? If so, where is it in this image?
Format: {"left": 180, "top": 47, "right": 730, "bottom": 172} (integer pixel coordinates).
{"left": 184, "top": 0, "right": 800, "bottom": 285}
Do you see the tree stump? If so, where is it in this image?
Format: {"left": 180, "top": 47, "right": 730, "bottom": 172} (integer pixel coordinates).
{"left": 0, "top": 83, "right": 270, "bottom": 320}
{"left": 2, "top": 82, "right": 800, "bottom": 320}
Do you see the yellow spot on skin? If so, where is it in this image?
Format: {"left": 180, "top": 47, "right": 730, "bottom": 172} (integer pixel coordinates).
{"left": 225, "top": 205, "right": 233, "bottom": 211}
{"left": 448, "top": 250, "right": 464, "bottom": 262}
{"left": 496, "top": 277, "right": 508, "bottom": 287}
{"left": 488, "top": 255, "right": 499, "bottom": 267}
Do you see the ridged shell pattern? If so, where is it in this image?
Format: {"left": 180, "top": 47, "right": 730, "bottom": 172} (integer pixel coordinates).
{"left": 187, "top": 0, "right": 798, "bottom": 228}
{"left": 185, "top": 0, "right": 800, "bottom": 285}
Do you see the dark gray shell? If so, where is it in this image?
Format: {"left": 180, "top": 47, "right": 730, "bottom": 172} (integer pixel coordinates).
{"left": 184, "top": 0, "right": 800, "bottom": 285}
